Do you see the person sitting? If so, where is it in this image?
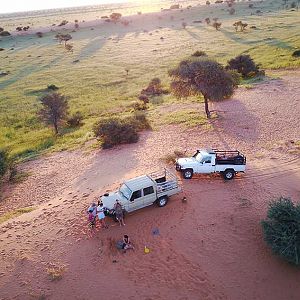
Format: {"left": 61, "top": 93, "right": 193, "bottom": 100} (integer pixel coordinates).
{"left": 122, "top": 234, "right": 134, "bottom": 251}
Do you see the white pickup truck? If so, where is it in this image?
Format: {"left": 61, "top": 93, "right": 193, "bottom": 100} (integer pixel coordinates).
{"left": 175, "top": 149, "right": 246, "bottom": 180}
{"left": 101, "top": 169, "right": 181, "bottom": 219}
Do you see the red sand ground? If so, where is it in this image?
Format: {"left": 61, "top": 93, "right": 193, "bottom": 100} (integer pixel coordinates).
{"left": 0, "top": 70, "right": 299, "bottom": 300}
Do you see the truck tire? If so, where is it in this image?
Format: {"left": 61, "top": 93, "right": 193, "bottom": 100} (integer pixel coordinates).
{"left": 182, "top": 169, "right": 193, "bottom": 179}
{"left": 157, "top": 196, "right": 168, "bottom": 207}
{"left": 223, "top": 169, "right": 235, "bottom": 180}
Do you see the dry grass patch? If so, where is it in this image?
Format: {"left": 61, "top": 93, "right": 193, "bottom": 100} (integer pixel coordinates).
{"left": 47, "top": 264, "right": 66, "bottom": 281}
{"left": 0, "top": 207, "right": 36, "bottom": 224}
{"left": 162, "top": 150, "right": 186, "bottom": 164}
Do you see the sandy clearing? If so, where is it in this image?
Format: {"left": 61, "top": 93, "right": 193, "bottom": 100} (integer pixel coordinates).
{"left": 0, "top": 70, "right": 299, "bottom": 299}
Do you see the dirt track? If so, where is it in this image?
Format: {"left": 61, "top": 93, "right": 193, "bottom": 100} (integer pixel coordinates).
{"left": 0, "top": 70, "right": 300, "bottom": 300}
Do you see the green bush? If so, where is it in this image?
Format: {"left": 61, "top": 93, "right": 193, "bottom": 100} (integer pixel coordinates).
{"left": 227, "top": 54, "right": 261, "bottom": 78}
{"left": 67, "top": 111, "right": 84, "bottom": 127}
{"left": 130, "top": 100, "right": 147, "bottom": 111}
{"left": 126, "top": 111, "right": 151, "bottom": 131}
{"left": 93, "top": 118, "right": 139, "bottom": 148}
{"left": 0, "top": 149, "right": 10, "bottom": 178}
{"left": 192, "top": 50, "right": 207, "bottom": 57}
{"left": 261, "top": 197, "right": 300, "bottom": 265}
{"left": 47, "top": 84, "right": 59, "bottom": 91}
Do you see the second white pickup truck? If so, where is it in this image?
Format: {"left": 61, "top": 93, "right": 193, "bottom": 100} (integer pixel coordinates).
{"left": 175, "top": 149, "right": 246, "bottom": 180}
{"left": 101, "top": 169, "right": 181, "bottom": 220}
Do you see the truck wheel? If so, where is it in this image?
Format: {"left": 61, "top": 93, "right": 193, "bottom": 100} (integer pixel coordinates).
{"left": 183, "top": 169, "right": 193, "bottom": 179}
{"left": 223, "top": 169, "right": 235, "bottom": 180}
{"left": 157, "top": 196, "right": 168, "bottom": 207}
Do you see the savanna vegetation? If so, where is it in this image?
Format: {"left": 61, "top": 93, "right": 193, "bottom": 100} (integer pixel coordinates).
{"left": 0, "top": 0, "right": 299, "bottom": 160}
{"left": 262, "top": 197, "right": 300, "bottom": 266}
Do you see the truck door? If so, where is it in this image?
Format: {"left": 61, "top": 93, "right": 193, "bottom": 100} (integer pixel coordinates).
{"left": 128, "top": 189, "right": 144, "bottom": 212}
{"left": 195, "top": 157, "right": 214, "bottom": 173}
{"left": 142, "top": 185, "right": 156, "bottom": 206}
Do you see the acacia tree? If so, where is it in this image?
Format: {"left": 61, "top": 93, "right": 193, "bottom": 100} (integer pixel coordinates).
{"left": 169, "top": 59, "right": 237, "bottom": 118}
{"left": 39, "top": 93, "right": 69, "bottom": 134}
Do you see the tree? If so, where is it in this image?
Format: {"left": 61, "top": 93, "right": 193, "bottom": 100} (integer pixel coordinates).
{"left": 261, "top": 197, "right": 300, "bottom": 266}
{"left": 169, "top": 58, "right": 237, "bottom": 118}
{"left": 55, "top": 33, "right": 72, "bottom": 46}
{"left": 39, "top": 93, "right": 69, "bottom": 134}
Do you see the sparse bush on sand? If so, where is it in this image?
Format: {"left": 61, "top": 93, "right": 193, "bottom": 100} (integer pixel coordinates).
{"left": 67, "top": 111, "right": 84, "bottom": 127}
{"left": 38, "top": 92, "right": 69, "bottom": 134}
{"left": 0, "top": 27, "right": 3, "bottom": 32}
{"left": 65, "top": 44, "right": 73, "bottom": 52}
{"left": 192, "top": 50, "right": 207, "bottom": 57}
{"left": 126, "top": 111, "right": 151, "bottom": 131}
{"left": 47, "top": 265, "right": 66, "bottom": 281}
{"left": 36, "top": 32, "right": 43, "bottom": 38}
{"left": 227, "top": 54, "right": 262, "bottom": 78}
{"left": 162, "top": 150, "right": 185, "bottom": 164}
{"left": 261, "top": 197, "right": 300, "bottom": 266}
{"left": 205, "top": 17, "right": 211, "bottom": 24}
{"left": 169, "top": 58, "right": 237, "bottom": 118}
{"left": 182, "top": 22, "right": 187, "bottom": 29}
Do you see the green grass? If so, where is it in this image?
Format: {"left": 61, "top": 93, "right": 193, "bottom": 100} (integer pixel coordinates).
{"left": 0, "top": 0, "right": 299, "bottom": 159}
{"left": 159, "top": 109, "right": 209, "bottom": 128}
{"left": 0, "top": 207, "right": 36, "bottom": 224}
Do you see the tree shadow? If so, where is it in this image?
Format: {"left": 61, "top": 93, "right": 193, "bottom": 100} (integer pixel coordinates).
{"left": 208, "top": 95, "right": 260, "bottom": 149}
{"left": 220, "top": 28, "right": 295, "bottom": 50}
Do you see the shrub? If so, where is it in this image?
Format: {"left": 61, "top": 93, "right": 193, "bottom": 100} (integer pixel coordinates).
{"left": 47, "top": 265, "right": 65, "bottom": 281}
{"left": 227, "top": 69, "right": 242, "bottom": 85}
{"left": 67, "top": 111, "right": 84, "bottom": 127}
{"left": 182, "top": 22, "right": 187, "bottom": 29}
{"left": 0, "top": 27, "right": 3, "bottom": 32}
{"left": 141, "top": 78, "right": 167, "bottom": 97}
{"left": 192, "top": 50, "right": 207, "bottom": 57}
{"left": 47, "top": 84, "right": 59, "bottom": 91}
{"left": 261, "top": 197, "right": 300, "bottom": 265}
{"left": 206, "top": 1, "right": 211, "bottom": 5}
{"left": 229, "top": 7, "right": 235, "bottom": 14}
{"left": 292, "top": 50, "right": 300, "bottom": 57}
{"left": 0, "top": 149, "right": 10, "bottom": 178}
{"left": 36, "top": 32, "right": 43, "bottom": 38}
{"left": 163, "top": 150, "right": 185, "bottom": 164}
{"left": 130, "top": 101, "right": 147, "bottom": 111}
{"left": 290, "top": 1, "right": 296, "bottom": 8}
{"left": 138, "top": 94, "right": 149, "bottom": 103}
{"left": 58, "top": 20, "right": 68, "bottom": 26}
{"left": 126, "top": 111, "right": 151, "bottom": 131}
{"left": 110, "top": 12, "right": 122, "bottom": 23}
{"left": 93, "top": 118, "right": 139, "bottom": 148}
{"left": 212, "top": 22, "right": 222, "bottom": 30}
{"left": 0, "top": 31, "right": 11, "bottom": 36}
{"left": 205, "top": 18, "right": 210, "bottom": 24}
{"left": 227, "top": 54, "right": 261, "bottom": 78}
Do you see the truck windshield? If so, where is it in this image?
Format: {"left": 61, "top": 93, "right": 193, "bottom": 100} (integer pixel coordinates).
{"left": 119, "top": 184, "right": 131, "bottom": 200}
{"left": 195, "top": 152, "right": 203, "bottom": 162}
